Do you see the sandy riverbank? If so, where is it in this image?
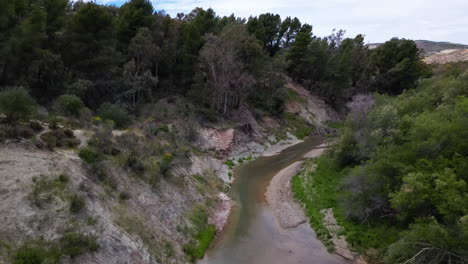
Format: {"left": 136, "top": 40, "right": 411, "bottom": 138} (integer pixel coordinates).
{"left": 265, "top": 146, "right": 327, "bottom": 229}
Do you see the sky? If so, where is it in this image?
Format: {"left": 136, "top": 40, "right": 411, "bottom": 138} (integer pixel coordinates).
{"left": 90, "top": 0, "right": 468, "bottom": 44}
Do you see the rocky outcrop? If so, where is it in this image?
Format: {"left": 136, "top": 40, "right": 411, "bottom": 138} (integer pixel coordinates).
{"left": 285, "top": 82, "right": 340, "bottom": 132}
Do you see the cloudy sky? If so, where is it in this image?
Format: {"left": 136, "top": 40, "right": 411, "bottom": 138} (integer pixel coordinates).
{"left": 91, "top": 0, "right": 468, "bottom": 44}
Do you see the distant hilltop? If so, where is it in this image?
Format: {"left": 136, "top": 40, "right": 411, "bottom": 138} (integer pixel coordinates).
{"left": 367, "top": 40, "right": 468, "bottom": 54}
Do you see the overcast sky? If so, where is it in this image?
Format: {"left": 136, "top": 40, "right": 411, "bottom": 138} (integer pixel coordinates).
{"left": 92, "top": 0, "right": 468, "bottom": 44}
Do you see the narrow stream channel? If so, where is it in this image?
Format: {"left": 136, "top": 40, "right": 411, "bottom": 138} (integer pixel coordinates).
{"left": 200, "top": 136, "right": 349, "bottom": 264}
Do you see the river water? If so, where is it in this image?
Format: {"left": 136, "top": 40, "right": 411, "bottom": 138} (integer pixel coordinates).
{"left": 199, "top": 136, "right": 349, "bottom": 264}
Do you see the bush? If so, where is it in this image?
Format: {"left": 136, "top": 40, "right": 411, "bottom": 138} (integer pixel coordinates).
{"left": 69, "top": 194, "right": 85, "bottom": 214}
{"left": 60, "top": 232, "right": 99, "bottom": 258}
{"left": 53, "top": 94, "right": 85, "bottom": 117}
{"left": 79, "top": 148, "right": 100, "bottom": 163}
{"left": 0, "top": 87, "right": 37, "bottom": 122}
{"left": 29, "top": 121, "right": 43, "bottom": 132}
{"left": 40, "top": 128, "right": 80, "bottom": 150}
{"left": 13, "top": 245, "right": 61, "bottom": 264}
{"left": 97, "top": 103, "right": 130, "bottom": 129}
{"left": 183, "top": 205, "right": 217, "bottom": 262}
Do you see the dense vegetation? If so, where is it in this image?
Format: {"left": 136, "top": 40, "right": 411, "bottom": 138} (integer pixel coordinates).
{"left": 294, "top": 62, "right": 468, "bottom": 263}
{"left": 1, "top": 0, "right": 458, "bottom": 263}
{"left": 1, "top": 0, "right": 427, "bottom": 124}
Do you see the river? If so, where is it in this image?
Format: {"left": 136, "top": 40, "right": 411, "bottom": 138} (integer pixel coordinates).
{"left": 199, "top": 136, "right": 349, "bottom": 264}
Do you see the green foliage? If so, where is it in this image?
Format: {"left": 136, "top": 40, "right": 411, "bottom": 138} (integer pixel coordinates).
{"left": 0, "top": 87, "right": 37, "bottom": 122}
{"left": 79, "top": 148, "right": 101, "bottom": 164}
{"left": 283, "top": 112, "right": 313, "bottom": 139}
{"left": 63, "top": 2, "right": 117, "bottom": 80}
{"left": 40, "top": 128, "right": 80, "bottom": 150}
{"left": 384, "top": 218, "right": 468, "bottom": 264}
{"left": 69, "top": 194, "right": 86, "bottom": 214}
{"left": 292, "top": 157, "right": 400, "bottom": 254}
{"left": 60, "top": 232, "right": 99, "bottom": 258}
{"left": 371, "top": 38, "right": 429, "bottom": 95}
{"left": 324, "top": 67, "right": 468, "bottom": 261}
{"left": 13, "top": 245, "right": 61, "bottom": 264}
{"left": 53, "top": 95, "right": 85, "bottom": 117}
{"left": 183, "top": 205, "right": 217, "bottom": 262}
{"left": 97, "top": 103, "right": 130, "bottom": 129}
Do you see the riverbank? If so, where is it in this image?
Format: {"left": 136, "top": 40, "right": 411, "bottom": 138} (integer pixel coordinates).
{"left": 265, "top": 144, "right": 328, "bottom": 229}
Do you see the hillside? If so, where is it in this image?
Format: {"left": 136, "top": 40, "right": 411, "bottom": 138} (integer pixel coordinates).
{"left": 423, "top": 49, "right": 468, "bottom": 64}
{"left": 368, "top": 40, "right": 467, "bottom": 54}
{"left": 0, "top": 82, "right": 337, "bottom": 264}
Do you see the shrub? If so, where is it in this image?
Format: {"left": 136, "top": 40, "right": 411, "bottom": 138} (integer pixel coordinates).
{"left": 0, "top": 87, "right": 37, "bottom": 122}
{"left": 1, "top": 125, "right": 35, "bottom": 139}
{"left": 97, "top": 103, "right": 130, "bottom": 129}
{"left": 53, "top": 94, "right": 85, "bottom": 117}
{"left": 69, "top": 194, "right": 85, "bottom": 214}
{"left": 40, "top": 128, "right": 80, "bottom": 150}
{"left": 60, "top": 232, "right": 99, "bottom": 258}
{"left": 183, "top": 205, "right": 217, "bottom": 262}
{"left": 13, "top": 245, "right": 61, "bottom": 264}
{"left": 79, "top": 148, "right": 100, "bottom": 163}
{"left": 29, "top": 121, "right": 43, "bottom": 132}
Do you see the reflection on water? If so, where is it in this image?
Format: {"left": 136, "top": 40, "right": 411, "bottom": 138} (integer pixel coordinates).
{"left": 200, "top": 137, "right": 349, "bottom": 264}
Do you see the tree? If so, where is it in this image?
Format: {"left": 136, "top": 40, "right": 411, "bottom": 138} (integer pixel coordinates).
{"left": 98, "top": 103, "right": 130, "bottom": 129}
{"left": 117, "top": 0, "right": 154, "bottom": 47}
{"left": 0, "top": 87, "right": 37, "bottom": 122}
{"left": 247, "top": 13, "right": 283, "bottom": 56}
{"left": 53, "top": 94, "right": 85, "bottom": 117}
{"left": 370, "top": 38, "right": 427, "bottom": 95}
{"left": 120, "top": 27, "right": 159, "bottom": 109}
{"left": 286, "top": 32, "right": 312, "bottom": 80}
{"left": 63, "top": 3, "right": 117, "bottom": 80}
{"left": 0, "top": 5, "right": 47, "bottom": 85}
{"left": 194, "top": 33, "right": 255, "bottom": 115}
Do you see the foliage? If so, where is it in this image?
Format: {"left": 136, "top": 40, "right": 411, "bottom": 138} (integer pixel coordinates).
{"left": 323, "top": 67, "right": 468, "bottom": 261}
{"left": 53, "top": 95, "right": 85, "bottom": 117}
{"left": 292, "top": 157, "right": 399, "bottom": 253}
{"left": 371, "top": 38, "right": 429, "bottom": 95}
{"left": 183, "top": 205, "right": 217, "bottom": 262}
{"left": 69, "top": 194, "right": 86, "bottom": 214}
{"left": 79, "top": 148, "right": 101, "bottom": 164}
{"left": 60, "top": 232, "right": 99, "bottom": 258}
{"left": 13, "top": 245, "right": 61, "bottom": 264}
{"left": 0, "top": 87, "right": 36, "bottom": 122}
{"left": 40, "top": 128, "right": 80, "bottom": 150}
{"left": 97, "top": 103, "right": 130, "bottom": 129}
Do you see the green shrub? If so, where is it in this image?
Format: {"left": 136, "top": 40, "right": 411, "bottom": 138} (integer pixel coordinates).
{"left": 60, "top": 232, "right": 99, "bottom": 258}
{"left": 13, "top": 245, "right": 61, "bottom": 264}
{"left": 53, "top": 94, "right": 85, "bottom": 117}
{"left": 224, "top": 159, "right": 234, "bottom": 168}
{"left": 29, "top": 121, "right": 43, "bottom": 132}
{"left": 57, "top": 173, "right": 70, "bottom": 183}
{"left": 0, "top": 87, "right": 37, "bottom": 122}
{"left": 183, "top": 205, "right": 217, "bottom": 262}
{"left": 79, "top": 148, "right": 100, "bottom": 163}
{"left": 183, "top": 225, "right": 216, "bottom": 262}
{"left": 97, "top": 103, "right": 130, "bottom": 129}
{"left": 69, "top": 194, "right": 85, "bottom": 214}
{"left": 40, "top": 128, "right": 80, "bottom": 150}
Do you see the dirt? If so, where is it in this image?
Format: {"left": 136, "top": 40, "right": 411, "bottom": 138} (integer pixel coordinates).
{"left": 423, "top": 49, "right": 468, "bottom": 64}
{"left": 285, "top": 82, "right": 340, "bottom": 133}
{"left": 266, "top": 145, "right": 327, "bottom": 229}
{"left": 265, "top": 144, "right": 367, "bottom": 264}
{"left": 0, "top": 81, "right": 339, "bottom": 263}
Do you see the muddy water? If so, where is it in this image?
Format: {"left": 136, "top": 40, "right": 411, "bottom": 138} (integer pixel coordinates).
{"left": 200, "top": 137, "right": 349, "bottom": 264}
